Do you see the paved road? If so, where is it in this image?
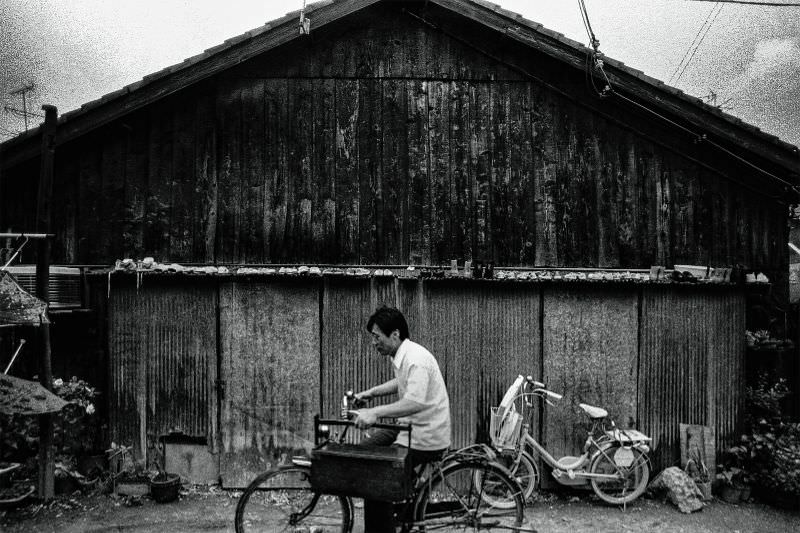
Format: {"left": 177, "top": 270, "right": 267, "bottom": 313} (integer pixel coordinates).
{"left": 2, "top": 488, "right": 799, "bottom": 532}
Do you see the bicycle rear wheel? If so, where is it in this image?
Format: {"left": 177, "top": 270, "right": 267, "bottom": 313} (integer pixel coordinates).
{"left": 234, "top": 465, "right": 352, "bottom": 532}
{"left": 415, "top": 460, "right": 525, "bottom": 531}
{"left": 589, "top": 445, "right": 650, "bottom": 505}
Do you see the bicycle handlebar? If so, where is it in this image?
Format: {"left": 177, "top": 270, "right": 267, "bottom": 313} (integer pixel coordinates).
{"left": 524, "top": 375, "right": 563, "bottom": 400}
{"left": 317, "top": 417, "right": 412, "bottom": 434}
{"left": 541, "top": 389, "right": 563, "bottom": 400}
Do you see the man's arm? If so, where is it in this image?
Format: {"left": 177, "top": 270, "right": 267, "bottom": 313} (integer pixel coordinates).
{"left": 351, "top": 397, "right": 425, "bottom": 429}
{"left": 356, "top": 378, "right": 398, "bottom": 400}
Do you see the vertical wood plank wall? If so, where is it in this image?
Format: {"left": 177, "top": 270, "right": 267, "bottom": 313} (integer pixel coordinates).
{"left": 108, "top": 277, "right": 745, "bottom": 486}
{"left": 0, "top": 7, "right": 788, "bottom": 290}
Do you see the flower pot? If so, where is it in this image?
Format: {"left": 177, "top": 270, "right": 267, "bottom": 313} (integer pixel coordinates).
{"left": 149, "top": 472, "right": 181, "bottom": 503}
{"left": 54, "top": 474, "right": 81, "bottom": 495}
{"left": 78, "top": 454, "right": 108, "bottom": 478}
{"left": 720, "top": 485, "right": 742, "bottom": 503}
{"left": 738, "top": 485, "right": 751, "bottom": 502}
{"left": 696, "top": 481, "right": 713, "bottom": 502}
{"left": 115, "top": 480, "right": 150, "bottom": 497}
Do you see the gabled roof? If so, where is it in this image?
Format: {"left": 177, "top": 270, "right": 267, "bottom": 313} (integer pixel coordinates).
{"left": 1, "top": 0, "right": 798, "bottom": 178}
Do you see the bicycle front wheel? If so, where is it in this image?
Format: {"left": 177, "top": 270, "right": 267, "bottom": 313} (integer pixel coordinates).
{"left": 589, "top": 445, "right": 650, "bottom": 505}
{"left": 234, "top": 465, "right": 352, "bottom": 533}
{"left": 478, "top": 450, "right": 539, "bottom": 508}
{"left": 415, "top": 460, "right": 525, "bottom": 531}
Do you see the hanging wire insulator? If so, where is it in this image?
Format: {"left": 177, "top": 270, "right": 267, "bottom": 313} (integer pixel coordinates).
{"left": 299, "top": 0, "right": 310, "bottom": 35}
{"left": 299, "top": 15, "right": 311, "bottom": 34}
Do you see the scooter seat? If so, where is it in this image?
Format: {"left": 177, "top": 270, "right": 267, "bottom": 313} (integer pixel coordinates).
{"left": 579, "top": 403, "right": 608, "bottom": 419}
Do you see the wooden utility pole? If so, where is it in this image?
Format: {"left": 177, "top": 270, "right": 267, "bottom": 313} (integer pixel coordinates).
{"left": 36, "top": 104, "right": 56, "bottom": 499}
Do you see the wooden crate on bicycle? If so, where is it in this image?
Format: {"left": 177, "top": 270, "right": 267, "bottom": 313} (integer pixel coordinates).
{"left": 310, "top": 442, "right": 412, "bottom": 501}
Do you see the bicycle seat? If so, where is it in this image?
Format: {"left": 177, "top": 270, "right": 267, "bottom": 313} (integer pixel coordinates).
{"left": 578, "top": 403, "right": 608, "bottom": 419}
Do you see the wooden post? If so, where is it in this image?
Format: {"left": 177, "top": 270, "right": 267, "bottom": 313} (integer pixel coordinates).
{"left": 36, "top": 104, "right": 56, "bottom": 500}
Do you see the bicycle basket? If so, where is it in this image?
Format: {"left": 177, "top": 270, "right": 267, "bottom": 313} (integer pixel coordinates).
{"left": 489, "top": 406, "right": 522, "bottom": 449}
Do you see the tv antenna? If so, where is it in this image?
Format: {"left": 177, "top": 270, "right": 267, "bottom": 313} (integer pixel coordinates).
{"left": 6, "top": 82, "right": 41, "bottom": 131}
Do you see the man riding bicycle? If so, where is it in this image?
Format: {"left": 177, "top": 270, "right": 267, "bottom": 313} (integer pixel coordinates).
{"left": 350, "top": 306, "right": 452, "bottom": 533}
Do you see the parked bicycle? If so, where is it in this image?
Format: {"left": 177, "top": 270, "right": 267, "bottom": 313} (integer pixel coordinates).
{"left": 235, "top": 391, "right": 532, "bottom": 532}
{"left": 485, "top": 375, "right": 652, "bottom": 506}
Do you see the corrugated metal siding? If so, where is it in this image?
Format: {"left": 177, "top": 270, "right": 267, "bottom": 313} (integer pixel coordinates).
{"left": 475, "top": 283, "right": 541, "bottom": 446}
{"left": 218, "top": 279, "right": 320, "bottom": 488}
{"left": 106, "top": 275, "right": 748, "bottom": 485}
{"left": 423, "top": 281, "right": 486, "bottom": 448}
{"left": 542, "top": 287, "right": 639, "bottom": 459}
{"left": 109, "top": 286, "right": 144, "bottom": 456}
{"left": 321, "top": 277, "right": 383, "bottom": 421}
{"left": 422, "top": 281, "right": 541, "bottom": 448}
{"left": 319, "top": 277, "right": 401, "bottom": 447}
{"left": 639, "top": 287, "right": 745, "bottom": 471}
{"left": 109, "top": 280, "right": 216, "bottom": 459}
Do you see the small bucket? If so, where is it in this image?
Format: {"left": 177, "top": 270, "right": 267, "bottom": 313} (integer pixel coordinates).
{"left": 149, "top": 473, "right": 181, "bottom": 503}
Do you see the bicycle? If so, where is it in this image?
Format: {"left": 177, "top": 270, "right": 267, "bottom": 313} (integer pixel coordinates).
{"left": 234, "top": 392, "right": 533, "bottom": 532}
{"left": 485, "top": 375, "right": 652, "bottom": 507}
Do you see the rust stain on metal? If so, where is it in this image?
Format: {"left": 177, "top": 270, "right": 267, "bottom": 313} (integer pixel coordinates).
{"left": 639, "top": 287, "right": 745, "bottom": 471}
{"left": 542, "top": 286, "right": 638, "bottom": 459}
{"left": 218, "top": 279, "right": 320, "bottom": 488}
{"left": 108, "top": 280, "right": 216, "bottom": 460}
{"left": 106, "top": 275, "right": 747, "bottom": 484}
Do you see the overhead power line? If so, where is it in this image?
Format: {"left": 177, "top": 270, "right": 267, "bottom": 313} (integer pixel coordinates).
{"left": 686, "top": 0, "right": 800, "bottom": 6}
{"left": 670, "top": 2, "right": 725, "bottom": 85}
{"left": 574, "top": 1, "right": 797, "bottom": 193}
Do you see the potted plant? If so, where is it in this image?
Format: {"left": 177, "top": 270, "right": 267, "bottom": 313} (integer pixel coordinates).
{"left": 147, "top": 438, "right": 181, "bottom": 503}
{"left": 716, "top": 466, "right": 744, "bottom": 503}
{"left": 685, "top": 457, "right": 712, "bottom": 501}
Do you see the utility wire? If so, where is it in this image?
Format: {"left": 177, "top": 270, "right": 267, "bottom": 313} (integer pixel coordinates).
{"left": 404, "top": 8, "right": 795, "bottom": 198}
{"left": 668, "top": 2, "right": 721, "bottom": 84}
{"left": 686, "top": 0, "right": 800, "bottom": 6}
{"left": 575, "top": 1, "right": 797, "bottom": 192}
{"left": 672, "top": 3, "right": 725, "bottom": 84}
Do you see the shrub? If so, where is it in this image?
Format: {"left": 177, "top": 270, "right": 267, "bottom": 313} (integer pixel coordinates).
{"left": 749, "top": 422, "right": 800, "bottom": 496}
{"left": 0, "top": 376, "right": 102, "bottom": 461}
{"left": 740, "top": 375, "right": 800, "bottom": 499}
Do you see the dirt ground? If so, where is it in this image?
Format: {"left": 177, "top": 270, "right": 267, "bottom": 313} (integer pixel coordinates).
{"left": 1, "top": 487, "right": 799, "bottom": 533}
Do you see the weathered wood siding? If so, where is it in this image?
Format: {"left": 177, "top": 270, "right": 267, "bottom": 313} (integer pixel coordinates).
{"left": 0, "top": 6, "right": 788, "bottom": 290}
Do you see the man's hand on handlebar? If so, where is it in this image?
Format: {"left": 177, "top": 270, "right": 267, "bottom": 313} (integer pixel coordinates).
{"left": 350, "top": 408, "right": 378, "bottom": 429}
{"left": 354, "top": 390, "right": 372, "bottom": 402}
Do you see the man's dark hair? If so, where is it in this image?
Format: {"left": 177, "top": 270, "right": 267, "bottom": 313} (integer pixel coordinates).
{"left": 367, "top": 306, "right": 409, "bottom": 340}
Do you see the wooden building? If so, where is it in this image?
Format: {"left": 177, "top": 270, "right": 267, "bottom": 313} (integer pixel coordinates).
{"left": 1, "top": 0, "right": 798, "bottom": 486}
